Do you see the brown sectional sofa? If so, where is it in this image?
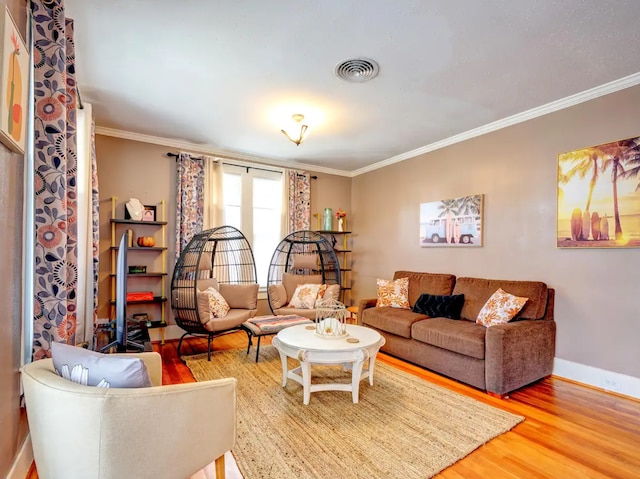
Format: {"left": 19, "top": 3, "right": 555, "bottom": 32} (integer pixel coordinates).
{"left": 358, "top": 271, "right": 556, "bottom": 396}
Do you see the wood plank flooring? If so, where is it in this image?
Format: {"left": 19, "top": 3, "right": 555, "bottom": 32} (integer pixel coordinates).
{"left": 27, "top": 332, "right": 640, "bottom": 479}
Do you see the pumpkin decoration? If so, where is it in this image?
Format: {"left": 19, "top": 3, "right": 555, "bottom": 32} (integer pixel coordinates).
{"left": 137, "top": 236, "right": 156, "bottom": 247}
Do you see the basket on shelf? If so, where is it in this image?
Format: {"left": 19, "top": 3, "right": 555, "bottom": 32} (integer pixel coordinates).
{"left": 314, "top": 299, "right": 348, "bottom": 338}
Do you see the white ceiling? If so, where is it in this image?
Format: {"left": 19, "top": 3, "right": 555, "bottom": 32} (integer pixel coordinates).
{"left": 66, "top": 0, "right": 640, "bottom": 175}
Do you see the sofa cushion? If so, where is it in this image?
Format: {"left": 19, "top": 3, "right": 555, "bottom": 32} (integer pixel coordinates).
{"left": 393, "top": 271, "right": 456, "bottom": 307}
{"left": 361, "top": 306, "right": 428, "bottom": 339}
{"left": 412, "top": 293, "right": 465, "bottom": 320}
{"left": 411, "top": 318, "right": 487, "bottom": 360}
{"left": 453, "top": 277, "right": 548, "bottom": 321}
{"left": 376, "top": 277, "right": 410, "bottom": 309}
{"left": 218, "top": 283, "right": 258, "bottom": 310}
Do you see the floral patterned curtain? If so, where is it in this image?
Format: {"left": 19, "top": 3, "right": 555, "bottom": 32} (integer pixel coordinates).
{"left": 175, "top": 152, "right": 205, "bottom": 258}
{"left": 32, "top": 0, "right": 79, "bottom": 357}
{"left": 287, "top": 170, "right": 311, "bottom": 233}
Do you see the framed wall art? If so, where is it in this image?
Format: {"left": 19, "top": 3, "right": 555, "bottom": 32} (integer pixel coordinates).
{"left": 419, "top": 194, "right": 483, "bottom": 247}
{"left": 142, "top": 205, "right": 157, "bottom": 222}
{"left": 0, "top": 7, "right": 28, "bottom": 154}
{"left": 557, "top": 135, "right": 640, "bottom": 248}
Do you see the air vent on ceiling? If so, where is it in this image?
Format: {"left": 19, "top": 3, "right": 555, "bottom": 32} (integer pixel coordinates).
{"left": 334, "top": 57, "right": 379, "bottom": 83}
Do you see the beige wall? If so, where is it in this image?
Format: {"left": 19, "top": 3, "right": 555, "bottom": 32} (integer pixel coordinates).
{"left": 352, "top": 84, "right": 640, "bottom": 379}
{"left": 310, "top": 172, "right": 352, "bottom": 231}
{"left": 0, "top": 144, "right": 27, "bottom": 478}
{"left": 0, "top": 3, "right": 29, "bottom": 477}
{"left": 95, "top": 135, "right": 351, "bottom": 323}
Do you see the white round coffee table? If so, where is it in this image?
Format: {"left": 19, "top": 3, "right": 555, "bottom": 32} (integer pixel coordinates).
{"left": 272, "top": 324, "right": 385, "bottom": 405}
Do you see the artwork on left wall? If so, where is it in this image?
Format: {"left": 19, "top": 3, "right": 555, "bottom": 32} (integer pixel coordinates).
{"left": 557, "top": 134, "right": 640, "bottom": 248}
{"left": 0, "top": 7, "right": 28, "bottom": 154}
{"left": 419, "top": 194, "right": 483, "bottom": 247}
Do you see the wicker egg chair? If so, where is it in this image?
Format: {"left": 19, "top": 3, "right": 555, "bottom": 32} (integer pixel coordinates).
{"left": 266, "top": 230, "right": 341, "bottom": 319}
{"left": 171, "top": 225, "right": 258, "bottom": 360}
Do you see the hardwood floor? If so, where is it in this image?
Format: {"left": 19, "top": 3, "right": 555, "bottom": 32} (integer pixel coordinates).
{"left": 27, "top": 332, "right": 640, "bottom": 478}
{"left": 166, "top": 332, "right": 640, "bottom": 479}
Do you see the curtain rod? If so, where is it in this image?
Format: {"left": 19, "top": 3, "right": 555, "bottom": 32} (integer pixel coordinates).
{"left": 166, "top": 152, "right": 317, "bottom": 179}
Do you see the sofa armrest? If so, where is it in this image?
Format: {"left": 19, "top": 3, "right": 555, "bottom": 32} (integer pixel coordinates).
{"left": 109, "top": 378, "right": 237, "bottom": 478}
{"left": 358, "top": 298, "right": 377, "bottom": 313}
{"left": 485, "top": 319, "right": 556, "bottom": 395}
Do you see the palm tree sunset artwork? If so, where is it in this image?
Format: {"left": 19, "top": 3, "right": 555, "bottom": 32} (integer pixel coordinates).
{"left": 419, "top": 194, "right": 483, "bottom": 247}
{"left": 557, "top": 135, "right": 640, "bottom": 248}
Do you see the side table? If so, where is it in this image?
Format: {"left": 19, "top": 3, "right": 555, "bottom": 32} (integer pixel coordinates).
{"left": 347, "top": 305, "right": 359, "bottom": 324}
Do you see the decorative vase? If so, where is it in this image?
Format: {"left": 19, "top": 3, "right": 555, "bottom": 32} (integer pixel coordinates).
{"left": 338, "top": 218, "right": 344, "bottom": 232}
{"left": 323, "top": 208, "right": 333, "bottom": 231}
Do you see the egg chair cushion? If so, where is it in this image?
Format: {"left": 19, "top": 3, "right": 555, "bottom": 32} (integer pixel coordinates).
{"left": 182, "top": 251, "right": 213, "bottom": 274}
{"left": 202, "top": 308, "right": 257, "bottom": 332}
{"left": 291, "top": 254, "right": 318, "bottom": 270}
{"left": 218, "top": 283, "right": 259, "bottom": 310}
{"left": 175, "top": 278, "right": 220, "bottom": 319}
{"left": 268, "top": 284, "right": 288, "bottom": 309}
{"left": 282, "top": 273, "right": 322, "bottom": 303}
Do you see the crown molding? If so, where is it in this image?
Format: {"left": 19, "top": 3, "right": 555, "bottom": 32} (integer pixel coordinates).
{"left": 351, "top": 71, "right": 640, "bottom": 177}
{"left": 94, "top": 126, "right": 353, "bottom": 177}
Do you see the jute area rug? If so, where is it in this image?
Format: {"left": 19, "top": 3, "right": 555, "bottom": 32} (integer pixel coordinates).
{"left": 184, "top": 347, "right": 523, "bottom": 479}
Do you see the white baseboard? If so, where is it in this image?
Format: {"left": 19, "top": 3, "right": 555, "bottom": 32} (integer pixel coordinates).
{"left": 148, "top": 324, "right": 183, "bottom": 343}
{"left": 7, "top": 433, "right": 32, "bottom": 479}
{"left": 553, "top": 358, "right": 640, "bottom": 400}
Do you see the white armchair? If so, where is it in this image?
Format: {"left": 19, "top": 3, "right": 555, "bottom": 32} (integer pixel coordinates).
{"left": 21, "top": 352, "right": 236, "bottom": 479}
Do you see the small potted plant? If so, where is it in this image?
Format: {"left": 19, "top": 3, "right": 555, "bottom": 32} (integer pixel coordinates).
{"left": 335, "top": 208, "right": 346, "bottom": 232}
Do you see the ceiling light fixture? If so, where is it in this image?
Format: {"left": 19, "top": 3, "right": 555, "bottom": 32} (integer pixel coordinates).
{"left": 281, "top": 114, "right": 309, "bottom": 146}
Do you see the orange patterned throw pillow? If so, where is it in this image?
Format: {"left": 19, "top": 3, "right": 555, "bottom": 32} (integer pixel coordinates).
{"left": 376, "top": 277, "right": 410, "bottom": 309}
{"left": 205, "top": 286, "right": 230, "bottom": 318}
{"left": 476, "top": 288, "right": 528, "bottom": 327}
{"left": 289, "top": 284, "right": 322, "bottom": 309}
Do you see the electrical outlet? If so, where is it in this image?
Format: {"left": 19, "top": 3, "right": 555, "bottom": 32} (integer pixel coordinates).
{"left": 601, "top": 377, "right": 624, "bottom": 393}
{"left": 95, "top": 317, "right": 111, "bottom": 325}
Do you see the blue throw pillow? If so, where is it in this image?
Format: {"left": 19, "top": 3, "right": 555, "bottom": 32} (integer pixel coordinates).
{"left": 412, "top": 293, "right": 465, "bottom": 319}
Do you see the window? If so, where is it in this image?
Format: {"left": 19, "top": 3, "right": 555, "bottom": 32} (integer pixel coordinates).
{"left": 222, "top": 165, "right": 283, "bottom": 287}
